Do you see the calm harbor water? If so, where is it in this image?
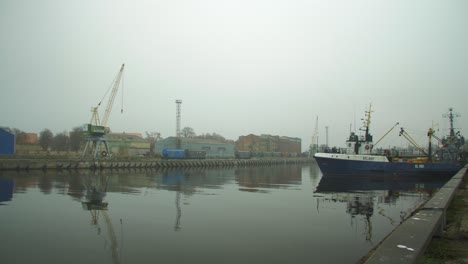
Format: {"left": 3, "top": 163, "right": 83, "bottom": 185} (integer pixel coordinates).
{"left": 0, "top": 162, "right": 448, "bottom": 264}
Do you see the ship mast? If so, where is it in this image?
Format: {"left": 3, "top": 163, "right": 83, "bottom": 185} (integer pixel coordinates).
{"left": 444, "top": 107, "right": 460, "bottom": 139}
{"left": 362, "top": 104, "right": 373, "bottom": 142}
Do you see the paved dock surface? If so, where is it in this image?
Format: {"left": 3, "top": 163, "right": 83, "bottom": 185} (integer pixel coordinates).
{"left": 421, "top": 172, "right": 468, "bottom": 264}
{"left": 361, "top": 168, "right": 467, "bottom": 264}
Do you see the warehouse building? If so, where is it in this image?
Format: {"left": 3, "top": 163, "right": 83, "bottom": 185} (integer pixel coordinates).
{"left": 155, "top": 137, "right": 235, "bottom": 158}
{"left": 106, "top": 132, "right": 150, "bottom": 157}
{"left": 16, "top": 133, "right": 38, "bottom": 144}
{"left": 0, "top": 128, "right": 15, "bottom": 155}
{"left": 235, "top": 134, "right": 301, "bottom": 156}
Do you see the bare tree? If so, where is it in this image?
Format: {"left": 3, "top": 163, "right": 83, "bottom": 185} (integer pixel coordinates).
{"left": 197, "top": 132, "right": 227, "bottom": 142}
{"left": 52, "top": 131, "right": 70, "bottom": 151}
{"left": 146, "top": 131, "right": 162, "bottom": 154}
{"left": 181, "top": 127, "right": 196, "bottom": 138}
{"left": 39, "top": 129, "right": 54, "bottom": 151}
{"left": 69, "top": 126, "right": 85, "bottom": 151}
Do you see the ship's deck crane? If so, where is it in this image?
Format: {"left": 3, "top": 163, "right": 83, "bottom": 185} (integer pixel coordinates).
{"left": 81, "top": 64, "right": 125, "bottom": 160}
{"left": 372, "top": 122, "right": 399, "bottom": 150}
{"left": 399, "top": 127, "right": 428, "bottom": 156}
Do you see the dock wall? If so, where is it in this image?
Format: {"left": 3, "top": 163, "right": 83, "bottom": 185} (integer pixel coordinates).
{"left": 0, "top": 158, "right": 313, "bottom": 171}
{"left": 363, "top": 165, "right": 467, "bottom": 264}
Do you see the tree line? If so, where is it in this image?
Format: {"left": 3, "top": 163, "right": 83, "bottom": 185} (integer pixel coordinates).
{"left": 8, "top": 126, "right": 86, "bottom": 152}
{"left": 180, "top": 127, "right": 232, "bottom": 143}
{"left": 6, "top": 125, "right": 228, "bottom": 152}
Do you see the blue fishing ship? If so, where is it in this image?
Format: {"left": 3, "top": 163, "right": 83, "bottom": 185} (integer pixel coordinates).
{"left": 314, "top": 106, "right": 465, "bottom": 177}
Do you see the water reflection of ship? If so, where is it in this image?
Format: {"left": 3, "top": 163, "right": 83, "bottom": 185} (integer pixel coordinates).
{"left": 318, "top": 191, "right": 376, "bottom": 242}
{"left": 346, "top": 193, "right": 374, "bottom": 242}
{"left": 316, "top": 174, "right": 446, "bottom": 194}
{"left": 81, "top": 172, "right": 121, "bottom": 264}
{"left": 314, "top": 174, "right": 446, "bottom": 244}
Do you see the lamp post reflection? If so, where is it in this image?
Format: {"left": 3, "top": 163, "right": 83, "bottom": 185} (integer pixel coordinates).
{"left": 162, "top": 172, "right": 184, "bottom": 231}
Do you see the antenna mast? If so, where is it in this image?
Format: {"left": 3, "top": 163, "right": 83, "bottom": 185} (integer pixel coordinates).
{"left": 443, "top": 107, "right": 460, "bottom": 138}
{"left": 325, "top": 126, "right": 329, "bottom": 148}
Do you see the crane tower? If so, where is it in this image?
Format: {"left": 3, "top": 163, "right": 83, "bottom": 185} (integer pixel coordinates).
{"left": 81, "top": 64, "right": 125, "bottom": 160}
{"left": 175, "top": 100, "right": 182, "bottom": 149}
{"left": 175, "top": 100, "right": 182, "bottom": 137}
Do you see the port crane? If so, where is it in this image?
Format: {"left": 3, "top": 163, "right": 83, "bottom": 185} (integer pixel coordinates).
{"left": 81, "top": 64, "right": 125, "bottom": 160}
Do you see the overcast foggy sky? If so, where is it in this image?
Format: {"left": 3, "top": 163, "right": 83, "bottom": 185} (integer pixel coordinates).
{"left": 1, "top": 0, "right": 467, "bottom": 150}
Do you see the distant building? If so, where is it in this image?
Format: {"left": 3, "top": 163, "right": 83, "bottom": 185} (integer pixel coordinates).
{"left": 106, "top": 132, "right": 150, "bottom": 156}
{"left": 17, "top": 133, "right": 38, "bottom": 144}
{"left": 0, "top": 128, "right": 15, "bottom": 155}
{"left": 235, "top": 134, "right": 301, "bottom": 156}
{"left": 155, "top": 137, "right": 235, "bottom": 158}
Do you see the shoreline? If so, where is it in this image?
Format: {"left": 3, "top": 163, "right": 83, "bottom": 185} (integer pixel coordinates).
{"left": 0, "top": 157, "right": 314, "bottom": 171}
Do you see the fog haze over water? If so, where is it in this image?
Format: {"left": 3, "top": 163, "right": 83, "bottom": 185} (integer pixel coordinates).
{"left": 1, "top": 0, "right": 467, "bottom": 149}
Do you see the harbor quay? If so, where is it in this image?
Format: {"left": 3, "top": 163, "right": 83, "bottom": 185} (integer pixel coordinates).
{"left": 361, "top": 166, "right": 468, "bottom": 264}
{"left": 0, "top": 157, "right": 313, "bottom": 171}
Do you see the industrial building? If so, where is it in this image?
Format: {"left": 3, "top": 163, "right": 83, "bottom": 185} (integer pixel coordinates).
{"left": 106, "top": 132, "right": 150, "bottom": 157}
{"left": 235, "top": 134, "right": 301, "bottom": 156}
{"left": 155, "top": 137, "right": 235, "bottom": 158}
{"left": 16, "top": 133, "right": 38, "bottom": 144}
{"left": 0, "top": 128, "right": 15, "bottom": 155}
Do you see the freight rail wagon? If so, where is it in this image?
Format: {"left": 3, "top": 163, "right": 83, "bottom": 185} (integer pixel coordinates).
{"left": 185, "top": 150, "right": 206, "bottom": 159}
{"left": 235, "top": 151, "right": 297, "bottom": 159}
{"left": 162, "top": 149, "right": 207, "bottom": 159}
{"left": 235, "top": 151, "right": 252, "bottom": 159}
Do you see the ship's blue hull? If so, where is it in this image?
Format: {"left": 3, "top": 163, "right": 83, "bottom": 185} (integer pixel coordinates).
{"left": 314, "top": 156, "right": 462, "bottom": 177}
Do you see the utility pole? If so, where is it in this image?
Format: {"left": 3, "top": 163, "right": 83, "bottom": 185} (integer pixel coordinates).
{"left": 310, "top": 116, "right": 319, "bottom": 157}
{"left": 325, "top": 126, "right": 329, "bottom": 148}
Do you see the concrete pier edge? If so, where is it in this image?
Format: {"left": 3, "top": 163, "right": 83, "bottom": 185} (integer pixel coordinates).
{"left": 0, "top": 158, "right": 313, "bottom": 171}
{"left": 363, "top": 165, "right": 468, "bottom": 264}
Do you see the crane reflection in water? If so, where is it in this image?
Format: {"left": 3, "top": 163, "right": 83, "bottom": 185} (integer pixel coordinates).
{"left": 80, "top": 171, "right": 122, "bottom": 264}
